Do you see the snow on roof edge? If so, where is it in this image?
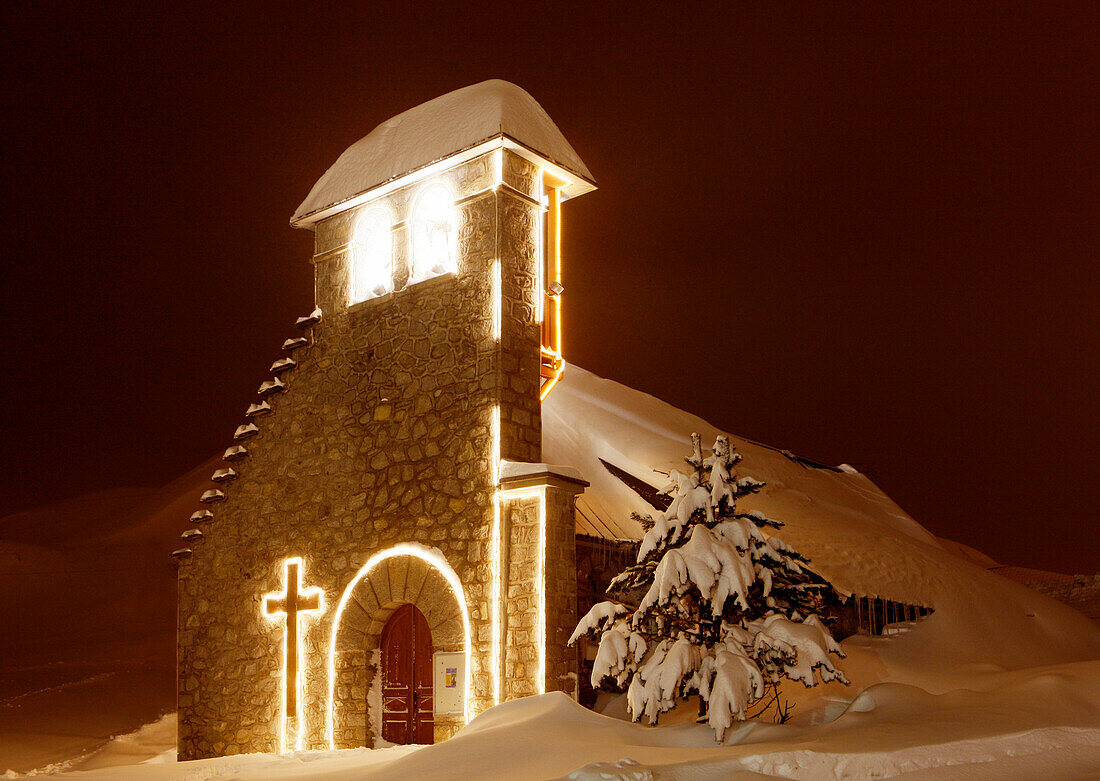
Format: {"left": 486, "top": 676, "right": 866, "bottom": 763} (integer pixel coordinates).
{"left": 544, "top": 363, "right": 941, "bottom": 548}
{"left": 291, "top": 80, "right": 595, "bottom": 227}
{"left": 500, "top": 460, "right": 587, "bottom": 485}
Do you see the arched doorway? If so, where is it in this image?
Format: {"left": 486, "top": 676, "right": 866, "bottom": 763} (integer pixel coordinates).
{"left": 380, "top": 603, "right": 434, "bottom": 745}
{"left": 327, "top": 545, "right": 471, "bottom": 750}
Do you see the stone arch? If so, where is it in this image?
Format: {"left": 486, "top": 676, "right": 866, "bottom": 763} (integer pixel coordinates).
{"left": 326, "top": 543, "right": 470, "bottom": 749}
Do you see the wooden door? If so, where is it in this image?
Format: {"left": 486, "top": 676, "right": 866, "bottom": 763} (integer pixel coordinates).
{"left": 380, "top": 603, "right": 435, "bottom": 744}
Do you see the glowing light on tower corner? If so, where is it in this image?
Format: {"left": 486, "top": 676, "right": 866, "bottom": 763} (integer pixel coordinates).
{"left": 536, "top": 194, "right": 546, "bottom": 325}
{"left": 539, "top": 184, "right": 566, "bottom": 402}
{"left": 492, "top": 145, "right": 504, "bottom": 189}
{"left": 491, "top": 405, "right": 501, "bottom": 486}
{"left": 326, "top": 544, "right": 472, "bottom": 749}
{"left": 262, "top": 557, "right": 324, "bottom": 753}
{"left": 490, "top": 404, "right": 502, "bottom": 703}
{"left": 492, "top": 259, "right": 502, "bottom": 342}
{"left": 552, "top": 186, "right": 562, "bottom": 362}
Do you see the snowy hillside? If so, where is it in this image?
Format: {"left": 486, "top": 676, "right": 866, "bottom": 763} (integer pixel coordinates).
{"left": 0, "top": 459, "right": 215, "bottom": 773}
{"left": 2, "top": 365, "right": 1099, "bottom": 777}
{"left": 545, "top": 366, "right": 1100, "bottom": 690}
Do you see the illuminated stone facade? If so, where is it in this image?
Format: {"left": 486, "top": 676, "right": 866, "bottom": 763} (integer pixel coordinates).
{"left": 498, "top": 473, "right": 583, "bottom": 701}
{"left": 176, "top": 147, "right": 587, "bottom": 759}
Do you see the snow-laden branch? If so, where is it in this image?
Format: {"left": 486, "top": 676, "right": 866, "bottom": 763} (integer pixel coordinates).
{"left": 570, "top": 434, "right": 848, "bottom": 741}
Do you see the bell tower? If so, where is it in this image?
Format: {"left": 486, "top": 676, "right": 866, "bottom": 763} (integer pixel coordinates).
{"left": 290, "top": 80, "right": 595, "bottom": 461}
{"left": 177, "top": 81, "right": 596, "bottom": 759}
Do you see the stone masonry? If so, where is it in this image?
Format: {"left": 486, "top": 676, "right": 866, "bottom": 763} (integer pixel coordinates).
{"left": 499, "top": 471, "right": 584, "bottom": 700}
{"left": 177, "top": 149, "right": 581, "bottom": 759}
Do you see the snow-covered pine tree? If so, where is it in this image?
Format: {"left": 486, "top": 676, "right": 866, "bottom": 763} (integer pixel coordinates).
{"left": 569, "top": 433, "right": 848, "bottom": 740}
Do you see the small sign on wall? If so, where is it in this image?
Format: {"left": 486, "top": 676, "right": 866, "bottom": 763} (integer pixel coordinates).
{"left": 432, "top": 651, "right": 465, "bottom": 716}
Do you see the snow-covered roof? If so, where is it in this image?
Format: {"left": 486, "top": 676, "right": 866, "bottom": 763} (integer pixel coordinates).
{"left": 542, "top": 367, "right": 1100, "bottom": 679}
{"left": 543, "top": 364, "right": 948, "bottom": 603}
{"left": 292, "top": 80, "right": 595, "bottom": 227}
{"left": 500, "top": 460, "right": 587, "bottom": 485}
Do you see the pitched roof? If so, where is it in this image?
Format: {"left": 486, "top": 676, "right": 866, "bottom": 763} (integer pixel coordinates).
{"left": 292, "top": 80, "right": 594, "bottom": 226}
{"left": 543, "top": 364, "right": 948, "bottom": 603}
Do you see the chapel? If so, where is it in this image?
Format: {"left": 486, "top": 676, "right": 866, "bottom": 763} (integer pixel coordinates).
{"left": 175, "top": 80, "right": 926, "bottom": 761}
{"left": 176, "top": 80, "right": 600, "bottom": 759}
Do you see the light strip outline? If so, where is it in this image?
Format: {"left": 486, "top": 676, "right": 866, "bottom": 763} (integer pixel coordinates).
{"left": 490, "top": 404, "right": 503, "bottom": 703}
{"left": 292, "top": 136, "right": 594, "bottom": 229}
{"left": 492, "top": 259, "right": 502, "bottom": 342}
{"left": 262, "top": 556, "right": 325, "bottom": 753}
{"left": 325, "top": 543, "right": 473, "bottom": 749}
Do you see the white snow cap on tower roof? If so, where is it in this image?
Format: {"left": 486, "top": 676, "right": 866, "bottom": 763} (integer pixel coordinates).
{"left": 291, "top": 79, "right": 595, "bottom": 227}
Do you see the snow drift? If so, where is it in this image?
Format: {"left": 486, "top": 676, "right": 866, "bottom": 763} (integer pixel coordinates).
{"left": 544, "top": 365, "right": 1100, "bottom": 690}
{"left": 36, "top": 668, "right": 1100, "bottom": 780}
{"left": 0, "top": 458, "right": 216, "bottom": 773}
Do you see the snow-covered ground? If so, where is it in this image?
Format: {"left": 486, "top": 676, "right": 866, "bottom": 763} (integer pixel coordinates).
{"left": 2, "top": 364, "right": 1099, "bottom": 778}
{"left": 17, "top": 663, "right": 1100, "bottom": 779}
{"left": 0, "top": 462, "right": 214, "bottom": 774}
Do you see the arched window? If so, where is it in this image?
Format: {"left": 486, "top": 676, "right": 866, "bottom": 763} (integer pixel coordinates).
{"left": 409, "top": 183, "right": 457, "bottom": 283}
{"left": 350, "top": 208, "right": 393, "bottom": 303}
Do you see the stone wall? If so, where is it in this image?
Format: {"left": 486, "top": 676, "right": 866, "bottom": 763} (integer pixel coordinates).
{"left": 543, "top": 484, "right": 581, "bottom": 695}
{"left": 502, "top": 494, "right": 541, "bottom": 700}
{"left": 177, "top": 150, "right": 556, "bottom": 759}
{"left": 499, "top": 473, "right": 583, "bottom": 701}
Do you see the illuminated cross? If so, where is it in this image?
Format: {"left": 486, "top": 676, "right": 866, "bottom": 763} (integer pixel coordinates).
{"left": 264, "top": 557, "right": 323, "bottom": 748}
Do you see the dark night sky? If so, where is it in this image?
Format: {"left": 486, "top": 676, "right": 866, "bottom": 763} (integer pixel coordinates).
{"left": 2, "top": 3, "right": 1097, "bottom": 573}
